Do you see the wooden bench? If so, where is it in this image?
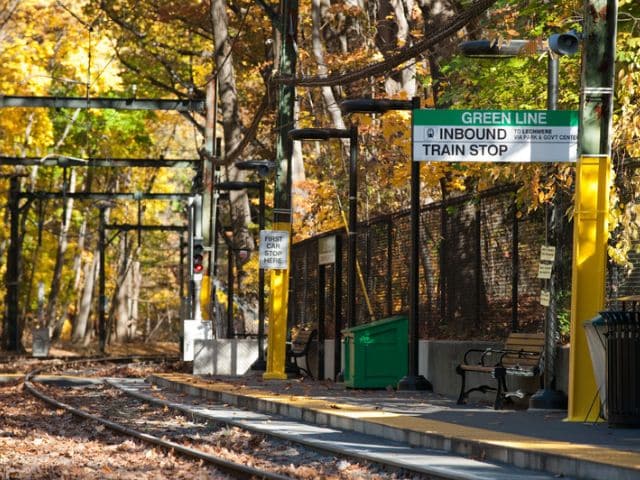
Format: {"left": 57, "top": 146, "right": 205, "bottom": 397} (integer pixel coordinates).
{"left": 286, "top": 326, "right": 317, "bottom": 378}
{"left": 456, "top": 332, "right": 544, "bottom": 409}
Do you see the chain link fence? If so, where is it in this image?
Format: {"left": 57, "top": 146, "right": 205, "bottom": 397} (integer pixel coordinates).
{"left": 290, "top": 184, "right": 549, "bottom": 342}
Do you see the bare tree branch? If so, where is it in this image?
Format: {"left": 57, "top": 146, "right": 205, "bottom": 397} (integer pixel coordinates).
{"left": 277, "top": 0, "right": 497, "bottom": 87}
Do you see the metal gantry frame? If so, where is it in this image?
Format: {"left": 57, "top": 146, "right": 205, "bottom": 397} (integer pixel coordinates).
{"left": 98, "top": 214, "right": 188, "bottom": 353}
{"left": 0, "top": 94, "right": 206, "bottom": 352}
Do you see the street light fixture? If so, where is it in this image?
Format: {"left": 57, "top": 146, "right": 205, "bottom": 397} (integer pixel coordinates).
{"left": 236, "top": 160, "right": 276, "bottom": 372}
{"left": 341, "top": 96, "right": 432, "bottom": 391}
{"left": 288, "top": 126, "right": 357, "bottom": 381}
{"left": 459, "top": 33, "right": 579, "bottom": 409}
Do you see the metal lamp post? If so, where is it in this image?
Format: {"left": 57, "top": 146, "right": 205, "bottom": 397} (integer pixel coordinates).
{"left": 236, "top": 160, "right": 276, "bottom": 372}
{"left": 214, "top": 180, "right": 264, "bottom": 341}
{"left": 459, "top": 34, "right": 579, "bottom": 409}
{"left": 340, "top": 97, "right": 431, "bottom": 391}
{"left": 288, "top": 126, "right": 357, "bottom": 380}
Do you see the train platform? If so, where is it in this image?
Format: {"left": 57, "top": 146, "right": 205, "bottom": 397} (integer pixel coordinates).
{"left": 149, "top": 371, "right": 640, "bottom": 480}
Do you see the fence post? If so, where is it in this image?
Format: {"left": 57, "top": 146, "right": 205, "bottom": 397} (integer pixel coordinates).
{"left": 386, "top": 218, "right": 393, "bottom": 317}
{"left": 511, "top": 197, "right": 519, "bottom": 332}
{"left": 333, "top": 235, "right": 343, "bottom": 380}
{"left": 475, "top": 199, "right": 482, "bottom": 326}
{"left": 318, "top": 257, "right": 326, "bottom": 380}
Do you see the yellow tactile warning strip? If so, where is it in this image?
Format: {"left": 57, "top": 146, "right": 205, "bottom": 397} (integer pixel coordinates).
{"left": 154, "top": 373, "right": 640, "bottom": 474}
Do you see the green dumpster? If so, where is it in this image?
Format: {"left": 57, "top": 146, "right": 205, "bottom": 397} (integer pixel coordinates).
{"left": 342, "top": 315, "right": 408, "bottom": 388}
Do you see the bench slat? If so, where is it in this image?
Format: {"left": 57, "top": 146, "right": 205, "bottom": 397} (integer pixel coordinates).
{"left": 504, "top": 338, "right": 544, "bottom": 350}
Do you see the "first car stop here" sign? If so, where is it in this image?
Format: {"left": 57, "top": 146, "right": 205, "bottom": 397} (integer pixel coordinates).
{"left": 413, "top": 109, "right": 579, "bottom": 163}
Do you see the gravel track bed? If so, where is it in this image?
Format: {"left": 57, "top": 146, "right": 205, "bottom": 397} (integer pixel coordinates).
{"left": 0, "top": 382, "right": 232, "bottom": 480}
{"left": 15, "top": 360, "right": 429, "bottom": 479}
{"left": 38, "top": 380, "right": 422, "bottom": 479}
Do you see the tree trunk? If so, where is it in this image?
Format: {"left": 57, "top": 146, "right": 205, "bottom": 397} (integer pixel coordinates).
{"left": 46, "top": 168, "right": 76, "bottom": 339}
{"left": 418, "top": 0, "right": 461, "bottom": 106}
{"left": 73, "top": 252, "right": 98, "bottom": 343}
{"left": 128, "top": 259, "right": 141, "bottom": 339}
{"left": 211, "top": 0, "right": 255, "bottom": 260}
{"left": 109, "top": 235, "right": 134, "bottom": 342}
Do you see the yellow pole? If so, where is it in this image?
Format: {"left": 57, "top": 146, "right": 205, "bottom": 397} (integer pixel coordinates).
{"left": 263, "top": 222, "right": 290, "bottom": 380}
{"left": 567, "top": 0, "right": 617, "bottom": 422}
{"left": 567, "top": 155, "right": 611, "bottom": 421}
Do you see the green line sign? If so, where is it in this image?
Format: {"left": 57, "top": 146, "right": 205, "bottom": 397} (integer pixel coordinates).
{"left": 413, "top": 109, "right": 579, "bottom": 163}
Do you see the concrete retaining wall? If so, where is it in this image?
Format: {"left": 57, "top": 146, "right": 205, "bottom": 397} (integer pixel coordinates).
{"left": 192, "top": 337, "right": 569, "bottom": 405}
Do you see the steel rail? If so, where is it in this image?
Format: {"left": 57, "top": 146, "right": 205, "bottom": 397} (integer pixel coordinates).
{"left": 24, "top": 359, "right": 291, "bottom": 480}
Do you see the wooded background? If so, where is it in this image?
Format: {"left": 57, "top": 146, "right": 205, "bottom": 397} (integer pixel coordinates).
{"left": 0, "top": 0, "right": 638, "bottom": 348}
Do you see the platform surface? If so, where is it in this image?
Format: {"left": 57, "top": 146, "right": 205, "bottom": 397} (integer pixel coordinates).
{"left": 150, "top": 372, "right": 640, "bottom": 480}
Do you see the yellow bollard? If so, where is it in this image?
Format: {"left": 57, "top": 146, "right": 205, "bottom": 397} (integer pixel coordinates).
{"left": 60, "top": 318, "right": 72, "bottom": 342}
{"left": 567, "top": 155, "right": 611, "bottom": 421}
{"left": 200, "top": 275, "right": 211, "bottom": 320}
{"left": 263, "top": 222, "right": 290, "bottom": 380}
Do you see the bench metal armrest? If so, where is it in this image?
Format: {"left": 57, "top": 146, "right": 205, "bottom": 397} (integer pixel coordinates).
{"left": 462, "top": 348, "right": 499, "bottom": 366}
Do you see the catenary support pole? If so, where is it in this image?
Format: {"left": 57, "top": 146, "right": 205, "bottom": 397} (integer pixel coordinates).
{"left": 567, "top": 0, "right": 618, "bottom": 421}
{"left": 98, "top": 206, "right": 107, "bottom": 354}
{"left": 265, "top": 0, "right": 298, "bottom": 380}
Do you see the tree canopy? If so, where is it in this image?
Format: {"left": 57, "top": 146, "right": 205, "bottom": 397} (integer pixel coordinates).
{"left": 1, "top": 0, "right": 639, "bottom": 348}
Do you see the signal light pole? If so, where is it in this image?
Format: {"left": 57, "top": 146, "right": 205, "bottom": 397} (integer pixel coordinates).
{"left": 192, "top": 240, "right": 205, "bottom": 275}
{"left": 188, "top": 195, "right": 204, "bottom": 321}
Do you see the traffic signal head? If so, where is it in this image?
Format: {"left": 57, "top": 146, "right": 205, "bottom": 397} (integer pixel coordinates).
{"left": 192, "top": 240, "right": 204, "bottom": 274}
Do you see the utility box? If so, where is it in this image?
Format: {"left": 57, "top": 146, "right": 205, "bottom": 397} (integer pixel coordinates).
{"left": 342, "top": 315, "right": 408, "bottom": 389}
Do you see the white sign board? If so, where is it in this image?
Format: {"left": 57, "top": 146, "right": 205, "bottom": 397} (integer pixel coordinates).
{"left": 540, "top": 245, "right": 556, "bottom": 262}
{"left": 259, "top": 230, "right": 290, "bottom": 269}
{"left": 540, "top": 290, "right": 551, "bottom": 307}
{"left": 318, "top": 235, "right": 336, "bottom": 265}
{"left": 538, "top": 262, "right": 553, "bottom": 280}
{"left": 413, "top": 109, "right": 578, "bottom": 163}
{"left": 183, "top": 320, "right": 212, "bottom": 361}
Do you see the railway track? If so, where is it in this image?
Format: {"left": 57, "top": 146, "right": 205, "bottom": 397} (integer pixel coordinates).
{"left": 21, "top": 358, "right": 425, "bottom": 480}
{"left": 10, "top": 357, "right": 570, "bottom": 480}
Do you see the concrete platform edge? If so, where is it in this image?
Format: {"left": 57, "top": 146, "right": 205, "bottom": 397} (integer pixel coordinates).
{"left": 148, "top": 374, "right": 640, "bottom": 480}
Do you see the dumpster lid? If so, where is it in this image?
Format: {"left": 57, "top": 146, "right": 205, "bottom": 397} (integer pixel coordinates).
{"left": 583, "top": 314, "right": 604, "bottom": 327}
{"left": 341, "top": 315, "right": 407, "bottom": 334}
{"left": 599, "top": 310, "right": 640, "bottom": 324}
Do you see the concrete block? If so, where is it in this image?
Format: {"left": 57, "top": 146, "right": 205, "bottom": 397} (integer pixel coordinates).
{"left": 183, "top": 320, "right": 213, "bottom": 361}
{"left": 193, "top": 339, "right": 258, "bottom": 376}
{"left": 32, "top": 328, "right": 50, "bottom": 358}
